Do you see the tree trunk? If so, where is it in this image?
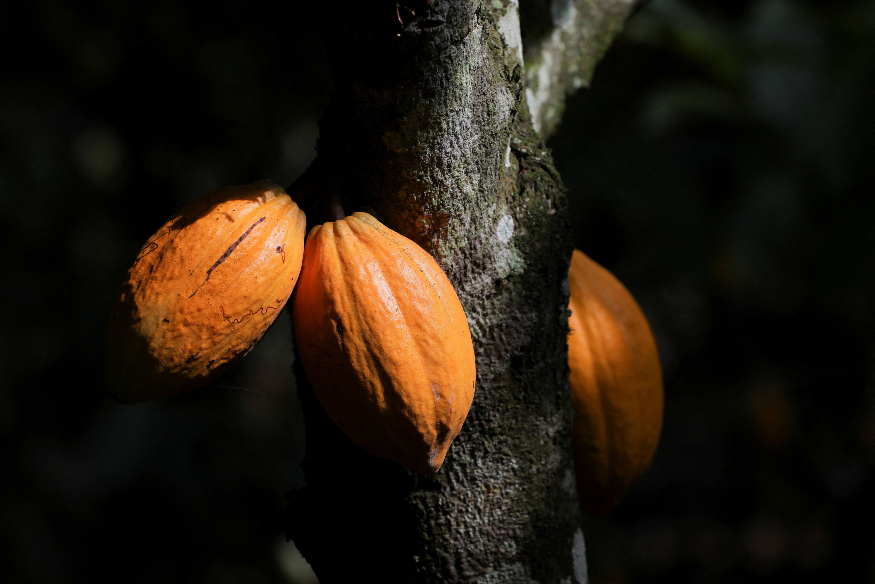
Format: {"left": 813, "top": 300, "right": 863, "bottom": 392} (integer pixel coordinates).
{"left": 282, "top": 1, "right": 638, "bottom": 581}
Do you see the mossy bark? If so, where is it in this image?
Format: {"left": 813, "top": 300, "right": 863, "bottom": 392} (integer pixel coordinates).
{"left": 282, "top": 1, "right": 635, "bottom": 581}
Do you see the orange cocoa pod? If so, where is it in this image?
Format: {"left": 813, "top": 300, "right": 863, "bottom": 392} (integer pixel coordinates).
{"left": 106, "top": 180, "right": 306, "bottom": 403}
{"left": 292, "top": 212, "right": 476, "bottom": 474}
{"left": 568, "top": 249, "right": 664, "bottom": 514}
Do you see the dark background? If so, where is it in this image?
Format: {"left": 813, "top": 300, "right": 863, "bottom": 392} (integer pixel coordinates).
{"left": 1, "top": 0, "right": 873, "bottom": 582}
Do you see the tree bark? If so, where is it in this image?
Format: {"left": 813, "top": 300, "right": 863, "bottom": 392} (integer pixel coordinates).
{"left": 282, "top": 1, "right": 637, "bottom": 581}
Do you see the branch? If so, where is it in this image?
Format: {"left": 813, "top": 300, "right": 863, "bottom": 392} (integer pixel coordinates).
{"left": 519, "top": 0, "right": 641, "bottom": 138}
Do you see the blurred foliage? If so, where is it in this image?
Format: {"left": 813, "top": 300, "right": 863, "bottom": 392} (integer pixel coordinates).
{"left": 550, "top": 0, "right": 875, "bottom": 582}
{"left": 0, "top": 0, "right": 873, "bottom": 582}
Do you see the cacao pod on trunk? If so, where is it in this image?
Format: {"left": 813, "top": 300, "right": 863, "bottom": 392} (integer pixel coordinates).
{"left": 568, "top": 249, "right": 664, "bottom": 514}
{"left": 292, "top": 212, "right": 476, "bottom": 474}
{"left": 106, "top": 180, "right": 306, "bottom": 403}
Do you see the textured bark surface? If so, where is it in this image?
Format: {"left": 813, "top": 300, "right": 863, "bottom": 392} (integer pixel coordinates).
{"left": 282, "top": 1, "right": 635, "bottom": 581}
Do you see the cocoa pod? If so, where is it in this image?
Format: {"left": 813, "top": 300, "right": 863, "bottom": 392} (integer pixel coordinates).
{"left": 292, "top": 212, "right": 476, "bottom": 474}
{"left": 568, "top": 249, "right": 664, "bottom": 514}
{"left": 106, "top": 180, "right": 306, "bottom": 403}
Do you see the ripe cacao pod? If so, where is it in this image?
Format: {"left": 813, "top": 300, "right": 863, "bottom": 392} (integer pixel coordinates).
{"left": 568, "top": 249, "right": 663, "bottom": 514}
{"left": 106, "top": 180, "right": 306, "bottom": 403}
{"left": 292, "top": 212, "right": 476, "bottom": 474}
